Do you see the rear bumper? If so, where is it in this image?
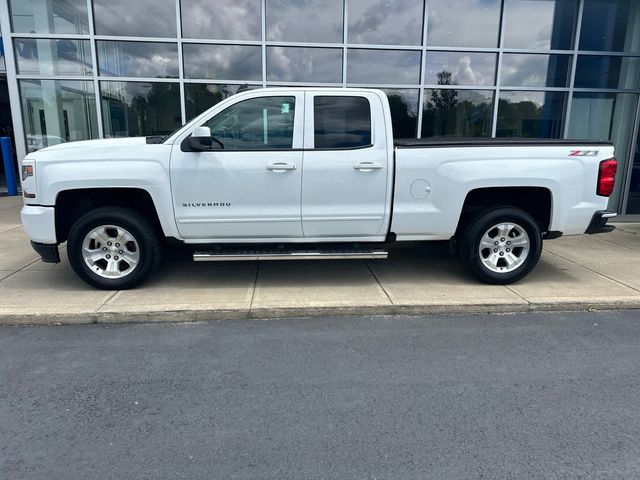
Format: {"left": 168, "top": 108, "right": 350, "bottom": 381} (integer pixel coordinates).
{"left": 31, "top": 241, "right": 60, "bottom": 263}
{"left": 585, "top": 210, "right": 617, "bottom": 234}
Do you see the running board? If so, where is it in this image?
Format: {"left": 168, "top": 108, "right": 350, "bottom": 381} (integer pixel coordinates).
{"left": 193, "top": 247, "right": 388, "bottom": 262}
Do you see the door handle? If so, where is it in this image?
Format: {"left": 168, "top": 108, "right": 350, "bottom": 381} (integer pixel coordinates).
{"left": 354, "top": 162, "right": 383, "bottom": 171}
{"left": 266, "top": 163, "right": 297, "bottom": 171}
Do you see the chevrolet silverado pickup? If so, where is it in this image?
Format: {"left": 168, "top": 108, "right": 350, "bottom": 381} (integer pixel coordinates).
{"left": 20, "top": 88, "right": 618, "bottom": 289}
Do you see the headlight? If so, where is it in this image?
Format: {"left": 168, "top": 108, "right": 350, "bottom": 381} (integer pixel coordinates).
{"left": 22, "top": 164, "right": 34, "bottom": 181}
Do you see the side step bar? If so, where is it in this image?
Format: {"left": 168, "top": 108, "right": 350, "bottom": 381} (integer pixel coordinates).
{"left": 194, "top": 248, "right": 388, "bottom": 262}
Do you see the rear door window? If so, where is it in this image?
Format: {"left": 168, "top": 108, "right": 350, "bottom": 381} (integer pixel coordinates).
{"left": 313, "top": 96, "right": 371, "bottom": 149}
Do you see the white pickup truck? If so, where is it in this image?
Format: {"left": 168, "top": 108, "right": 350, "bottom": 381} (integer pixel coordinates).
{"left": 20, "top": 88, "right": 618, "bottom": 289}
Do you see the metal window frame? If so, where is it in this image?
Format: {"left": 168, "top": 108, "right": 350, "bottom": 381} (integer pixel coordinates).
{"left": 2, "top": 0, "right": 640, "bottom": 212}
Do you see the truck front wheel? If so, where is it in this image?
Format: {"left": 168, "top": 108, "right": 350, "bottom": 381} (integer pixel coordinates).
{"left": 67, "top": 207, "right": 161, "bottom": 290}
{"left": 458, "top": 207, "right": 542, "bottom": 285}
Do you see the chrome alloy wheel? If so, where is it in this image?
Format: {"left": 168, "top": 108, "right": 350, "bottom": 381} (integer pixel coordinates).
{"left": 478, "top": 222, "right": 530, "bottom": 273}
{"left": 81, "top": 225, "right": 140, "bottom": 279}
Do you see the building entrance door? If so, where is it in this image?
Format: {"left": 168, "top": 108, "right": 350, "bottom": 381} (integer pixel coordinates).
{"left": 0, "top": 74, "right": 17, "bottom": 192}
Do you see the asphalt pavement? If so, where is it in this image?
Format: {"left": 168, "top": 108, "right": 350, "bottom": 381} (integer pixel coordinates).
{"left": 2, "top": 310, "right": 640, "bottom": 479}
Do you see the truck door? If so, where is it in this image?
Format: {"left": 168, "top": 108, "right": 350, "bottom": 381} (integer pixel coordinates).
{"left": 301, "top": 92, "right": 391, "bottom": 238}
{"left": 170, "top": 92, "right": 304, "bottom": 240}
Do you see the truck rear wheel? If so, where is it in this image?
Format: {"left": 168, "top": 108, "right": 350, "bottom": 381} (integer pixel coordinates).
{"left": 458, "top": 207, "right": 542, "bottom": 285}
{"left": 67, "top": 207, "right": 161, "bottom": 290}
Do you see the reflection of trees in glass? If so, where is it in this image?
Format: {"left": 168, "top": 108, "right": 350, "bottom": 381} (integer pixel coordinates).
{"left": 102, "top": 81, "right": 180, "bottom": 137}
{"left": 496, "top": 93, "right": 564, "bottom": 138}
{"left": 385, "top": 91, "right": 418, "bottom": 139}
{"left": 185, "top": 84, "right": 256, "bottom": 120}
{"left": 422, "top": 70, "right": 493, "bottom": 137}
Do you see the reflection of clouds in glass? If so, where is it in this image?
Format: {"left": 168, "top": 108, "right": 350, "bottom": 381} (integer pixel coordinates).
{"left": 267, "top": 47, "right": 342, "bottom": 83}
{"left": 101, "top": 81, "right": 152, "bottom": 104}
{"left": 503, "top": 0, "right": 577, "bottom": 49}
{"left": 501, "top": 91, "right": 545, "bottom": 107}
{"left": 93, "top": 0, "right": 176, "bottom": 37}
{"left": 183, "top": 45, "right": 261, "bottom": 80}
{"left": 427, "top": 0, "right": 500, "bottom": 47}
{"left": 98, "top": 42, "right": 179, "bottom": 78}
{"left": 182, "top": 0, "right": 261, "bottom": 40}
{"left": 267, "top": 0, "right": 343, "bottom": 42}
{"left": 425, "top": 52, "right": 496, "bottom": 86}
{"left": 348, "top": 0, "right": 423, "bottom": 45}
{"left": 501, "top": 54, "right": 570, "bottom": 87}
{"left": 347, "top": 49, "right": 420, "bottom": 84}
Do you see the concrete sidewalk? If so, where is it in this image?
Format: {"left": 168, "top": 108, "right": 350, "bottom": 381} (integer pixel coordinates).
{"left": 1, "top": 195, "right": 639, "bottom": 324}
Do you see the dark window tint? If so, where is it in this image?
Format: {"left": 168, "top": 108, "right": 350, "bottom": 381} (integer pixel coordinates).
{"left": 314, "top": 96, "right": 371, "bottom": 149}
{"left": 204, "top": 96, "right": 295, "bottom": 149}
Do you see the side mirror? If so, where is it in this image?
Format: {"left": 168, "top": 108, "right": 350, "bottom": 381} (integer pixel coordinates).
{"left": 183, "top": 126, "right": 213, "bottom": 152}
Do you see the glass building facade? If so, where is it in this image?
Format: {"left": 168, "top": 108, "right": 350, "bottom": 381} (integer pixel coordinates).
{"left": 1, "top": 0, "right": 640, "bottom": 215}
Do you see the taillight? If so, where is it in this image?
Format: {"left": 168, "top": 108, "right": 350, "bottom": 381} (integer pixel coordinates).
{"left": 597, "top": 158, "right": 617, "bottom": 197}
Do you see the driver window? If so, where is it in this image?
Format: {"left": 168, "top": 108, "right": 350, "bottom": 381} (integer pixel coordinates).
{"left": 203, "top": 96, "right": 296, "bottom": 150}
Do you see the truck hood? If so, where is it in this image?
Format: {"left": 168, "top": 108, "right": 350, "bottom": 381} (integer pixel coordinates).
{"left": 34, "top": 137, "right": 149, "bottom": 153}
{"left": 24, "top": 137, "right": 172, "bottom": 165}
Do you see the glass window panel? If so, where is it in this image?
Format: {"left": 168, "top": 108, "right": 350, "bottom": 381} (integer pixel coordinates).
{"left": 574, "top": 56, "right": 640, "bottom": 89}
{"left": 347, "top": 49, "right": 420, "bottom": 85}
{"left": 101, "top": 82, "right": 181, "bottom": 137}
{"left": 185, "top": 84, "right": 260, "bottom": 120}
{"left": 203, "top": 96, "right": 296, "bottom": 150}
{"left": 97, "top": 41, "right": 179, "bottom": 79}
{"left": 14, "top": 39, "right": 92, "bottom": 76}
{"left": 181, "top": 0, "right": 261, "bottom": 40}
{"left": 501, "top": 54, "right": 571, "bottom": 88}
{"left": 503, "top": 0, "right": 578, "bottom": 50}
{"left": 381, "top": 89, "right": 419, "bottom": 139}
{"left": 314, "top": 96, "right": 371, "bottom": 149}
{"left": 183, "top": 44, "right": 261, "bottom": 81}
{"left": 93, "top": 0, "right": 176, "bottom": 37}
{"left": 568, "top": 93, "right": 638, "bottom": 208}
{"left": 348, "top": 0, "right": 423, "bottom": 45}
{"left": 425, "top": 52, "right": 496, "bottom": 87}
{"left": 267, "top": 0, "right": 343, "bottom": 43}
{"left": 19, "top": 80, "right": 97, "bottom": 153}
{"left": 422, "top": 89, "right": 494, "bottom": 137}
{"left": 267, "top": 47, "right": 342, "bottom": 83}
{"left": 627, "top": 128, "right": 640, "bottom": 214}
{"left": 496, "top": 91, "right": 566, "bottom": 138}
{"left": 580, "top": 0, "right": 640, "bottom": 53}
{"left": 427, "top": 0, "right": 501, "bottom": 48}
{"left": 9, "top": 0, "right": 89, "bottom": 34}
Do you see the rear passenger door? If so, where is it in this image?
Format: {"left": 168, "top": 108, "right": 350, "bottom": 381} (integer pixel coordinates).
{"left": 301, "top": 93, "right": 390, "bottom": 238}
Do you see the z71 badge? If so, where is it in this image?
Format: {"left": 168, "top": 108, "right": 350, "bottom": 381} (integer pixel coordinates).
{"left": 569, "top": 150, "right": 599, "bottom": 157}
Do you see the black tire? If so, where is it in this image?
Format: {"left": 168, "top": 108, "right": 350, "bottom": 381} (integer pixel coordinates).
{"left": 457, "top": 207, "right": 542, "bottom": 285}
{"left": 67, "top": 207, "right": 162, "bottom": 290}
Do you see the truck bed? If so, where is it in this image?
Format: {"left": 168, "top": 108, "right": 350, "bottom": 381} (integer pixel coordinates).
{"left": 394, "top": 138, "right": 614, "bottom": 148}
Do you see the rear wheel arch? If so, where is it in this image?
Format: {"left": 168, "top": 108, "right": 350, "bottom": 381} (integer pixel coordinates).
{"left": 455, "top": 186, "right": 553, "bottom": 236}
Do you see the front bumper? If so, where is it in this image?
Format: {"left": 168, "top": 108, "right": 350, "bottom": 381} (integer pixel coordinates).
{"left": 21, "top": 205, "right": 57, "bottom": 244}
{"left": 585, "top": 210, "right": 617, "bottom": 234}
